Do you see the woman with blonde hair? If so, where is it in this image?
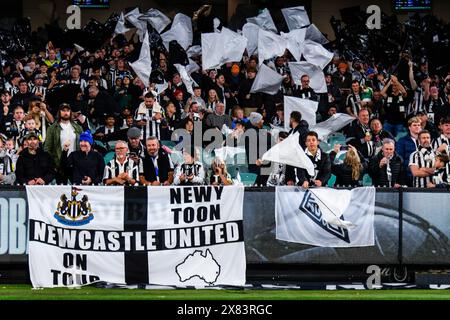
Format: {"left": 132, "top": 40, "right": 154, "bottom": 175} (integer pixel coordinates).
{"left": 330, "top": 144, "right": 367, "bottom": 187}
{"left": 209, "top": 157, "right": 233, "bottom": 186}
{"left": 206, "top": 88, "right": 219, "bottom": 113}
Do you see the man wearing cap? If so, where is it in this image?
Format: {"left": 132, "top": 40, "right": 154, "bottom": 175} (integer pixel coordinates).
{"left": 29, "top": 74, "right": 47, "bottom": 100}
{"left": 44, "top": 103, "right": 83, "bottom": 183}
{"left": 127, "top": 127, "right": 146, "bottom": 163}
{"left": 61, "top": 130, "right": 105, "bottom": 185}
{"left": 15, "top": 132, "right": 55, "bottom": 185}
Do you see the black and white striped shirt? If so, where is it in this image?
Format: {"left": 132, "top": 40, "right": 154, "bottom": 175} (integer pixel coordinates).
{"left": 134, "top": 108, "right": 164, "bottom": 140}
{"left": 30, "top": 85, "right": 47, "bottom": 100}
{"left": 432, "top": 164, "right": 450, "bottom": 186}
{"left": 173, "top": 162, "right": 205, "bottom": 185}
{"left": 408, "top": 88, "right": 425, "bottom": 115}
{"left": 409, "top": 147, "right": 436, "bottom": 188}
{"left": 0, "top": 153, "right": 14, "bottom": 184}
{"left": 432, "top": 134, "right": 450, "bottom": 154}
{"left": 103, "top": 156, "right": 139, "bottom": 185}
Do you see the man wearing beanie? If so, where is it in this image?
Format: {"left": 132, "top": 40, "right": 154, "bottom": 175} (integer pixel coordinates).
{"left": 60, "top": 130, "right": 105, "bottom": 185}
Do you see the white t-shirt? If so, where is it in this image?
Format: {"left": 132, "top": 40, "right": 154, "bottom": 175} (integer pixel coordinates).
{"left": 59, "top": 122, "right": 76, "bottom": 155}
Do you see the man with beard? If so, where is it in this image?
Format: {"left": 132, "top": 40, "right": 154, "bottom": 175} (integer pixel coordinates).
{"left": 409, "top": 130, "right": 436, "bottom": 188}
{"left": 15, "top": 132, "right": 55, "bottom": 185}
{"left": 44, "top": 103, "right": 83, "bottom": 183}
{"left": 139, "top": 136, "right": 174, "bottom": 186}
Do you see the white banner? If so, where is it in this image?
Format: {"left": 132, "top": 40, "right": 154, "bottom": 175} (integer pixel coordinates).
{"left": 276, "top": 187, "right": 375, "bottom": 247}
{"left": 27, "top": 186, "right": 246, "bottom": 288}
{"left": 284, "top": 96, "right": 318, "bottom": 131}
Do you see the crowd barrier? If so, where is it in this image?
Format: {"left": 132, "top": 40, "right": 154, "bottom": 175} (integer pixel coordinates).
{"left": 1, "top": 186, "right": 449, "bottom": 266}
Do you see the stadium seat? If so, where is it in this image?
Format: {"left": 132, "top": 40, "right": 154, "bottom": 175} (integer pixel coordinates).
{"left": 363, "top": 174, "right": 373, "bottom": 186}
{"left": 104, "top": 151, "right": 115, "bottom": 165}
{"left": 327, "top": 174, "right": 336, "bottom": 187}
{"left": 239, "top": 173, "right": 257, "bottom": 186}
{"left": 160, "top": 140, "right": 176, "bottom": 148}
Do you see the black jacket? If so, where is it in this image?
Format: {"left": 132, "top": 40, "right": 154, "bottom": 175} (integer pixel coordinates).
{"left": 92, "top": 91, "right": 120, "bottom": 123}
{"left": 15, "top": 148, "right": 55, "bottom": 184}
{"left": 330, "top": 151, "right": 368, "bottom": 187}
{"left": 61, "top": 149, "right": 105, "bottom": 185}
{"left": 140, "top": 149, "right": 173, "bottom": 183}
{"left": 368, "top": 152, "right": 405, "bottom": 187}
{"left": 286, "top": 148, "right": 331, "bottom": 186}
{"left": 346, "top": 120, "right": 374, "bottom": 159}
{"left": 289, "top": 120, "right": 309, "bottom": 149}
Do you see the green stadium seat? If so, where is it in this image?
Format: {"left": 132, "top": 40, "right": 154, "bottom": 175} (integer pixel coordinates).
{"left": 327, "top": 174, "right": 336, "bottom": 187}
{"left": 363, "top": 174, "right": 373, "bottom": 186}
{"left": 239, "top": 173, "right": 257, "bottom": 186}
{"left": 160, "top": 140, "right": 176, "bottom": 148}
{"left": 104, "top": 151, "right": 115, "bottom": 165}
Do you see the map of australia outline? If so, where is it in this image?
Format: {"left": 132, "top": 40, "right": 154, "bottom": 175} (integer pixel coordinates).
{"left": 175, "top": 249, "right": 221, "bottom": 285}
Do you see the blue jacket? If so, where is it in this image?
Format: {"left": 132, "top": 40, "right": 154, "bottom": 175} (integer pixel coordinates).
{"left": 395, "top": 135, "right": 417, "bottom": 178}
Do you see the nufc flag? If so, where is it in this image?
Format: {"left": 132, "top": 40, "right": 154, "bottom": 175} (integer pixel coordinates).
{"left": 276, "top": 186, "right": 375, "bottom": 247}
{"left": 27, "top": 186, "right": 246, "bottom": 288}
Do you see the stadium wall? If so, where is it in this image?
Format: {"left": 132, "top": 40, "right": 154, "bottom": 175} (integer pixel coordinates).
{"left": 1, "top": 186, "right": 449, "bottom": 266}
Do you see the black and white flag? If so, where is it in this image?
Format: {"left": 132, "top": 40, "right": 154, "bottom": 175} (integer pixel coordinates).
{"left": 27, "top": 186, "right": 245, "bottom": 288}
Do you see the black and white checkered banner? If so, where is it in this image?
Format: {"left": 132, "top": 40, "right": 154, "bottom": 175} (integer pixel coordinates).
{"left": 27, "top": 186, "right": 245, "bottom": 288}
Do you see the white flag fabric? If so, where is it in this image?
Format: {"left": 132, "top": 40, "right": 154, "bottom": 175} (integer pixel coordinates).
{"left": 114, "top": 12, "right": 130, "bottom": 35}
{"left": 311, "top": 113, "right": 355, "bottom": 141}
{"left": 305, "top": 24, "right": 329, "bottom": 44}
{"left": 174, "top": 64, "right": 197, "bottom": 96}
{"left": 27, "top": 185, "right": 246, "bottom": 288}
{"left": 281, "top": 29, "right": 306, "bottom": 62}
{"left": 139, "top": 8, "right": 171, "bottom": 33}
{"left": 257, "top": 29, "right": 286, "bottom": 65}
{"left": 262, "top": 132, "right": 315, "bottom": 176}
{"left": 125, "top": 8, "right": 147, "bottom": 41}
{"left": 214, "top": 146, "right": 247, "bottom": 163}
{"left": 284, "top": 96, "right": 318, "bottom": 130}
{"left": 161, "top": 13, "right": 193, "bottom": 51}
{"left": 281, "top": 6, "right": 310, "bottom": 30}
{"left": 242, "top": 23, "right": 260, "bottom": 56}
{"left": 130, "top": 31, "right": 152, "bottom": 87}
{"left": 201, "top": 28, "right": 247, "bottom": 71}
{"left": 187, "top": 45, "right": 202, "bottom": 58}
{"left": 276, "top": 186, "right": 375, "bottom": 247}
{"left": 303, "top": 40, "right": 333, "bottom": 69}
{"left": 186, "top": 58, "right": 200, "bottom": 75}
{"left": 250, "top": 64, "right": 283, "bottom": 95}
{"left": 247, "top": 8, "right": 277, "bottom": 33}
{"left": 288, "top": 61, "right": 327, "bottom": 93}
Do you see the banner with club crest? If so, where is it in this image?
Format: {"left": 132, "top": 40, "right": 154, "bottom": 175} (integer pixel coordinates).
{"left": 26, "top": 185, "right": 245, "bottom": 288}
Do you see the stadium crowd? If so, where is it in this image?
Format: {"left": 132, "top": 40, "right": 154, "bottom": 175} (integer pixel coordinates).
{"left": 0, "top": 6, "right": 449, "bottom": 189}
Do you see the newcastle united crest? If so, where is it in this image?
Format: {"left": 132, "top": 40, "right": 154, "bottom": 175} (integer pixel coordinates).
{"left": 54, "top": 187, "right": 94, "bottom": 226}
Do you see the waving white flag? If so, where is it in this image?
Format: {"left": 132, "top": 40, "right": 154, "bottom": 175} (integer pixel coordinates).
{"left": 161, "top": 13, "right": 193, "bottom": 50}
{"left": 247, "top": 8, "right": 277, "bottom": 33}
{"left": 305, "top": 24, "right": 329, "bottom": 44}
{"left": 125, "top": 8, "right": 147, "bottom": 41}
{"left": 130, "top": 31, "right": 152, "bottom": 87}
{"left": 302, "top": 40, "right": 333, "bottom": 69}
{"left": 174, "top": 64, "right": 197, "bottom": 96}
{"left": 258, "top": 29, "right": 286, "bottom": 65}
{"left": 284, "top": 96, "right": 318, "bottom": 131}
{"left": 281, "top": 29, "right": 306, "bottom": 62}
{"left": 281, "top": 6, "right": 310, "bottom": 30}
{"left": 288, "top": 61, "right": 327, "bottom": 93}
{"left": 139, "top": 8, "right": 171, "bottom": 33}
{"left": 311, "top": 113, "right": 355, "bottom": 141}
{"left": 114, "top": 12, "right": 130, "bottom": 35}
{"left": 262, "top": 132, "right": 315, "bottom": 176}
{"left": 250, "top": 64, "right": 283, "bottom": 95}
{"left": 201, "top": 28, "right": 247, "bottom": 71}
{"left": 242, "top": 23, "right": 260, "bottom": 56}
